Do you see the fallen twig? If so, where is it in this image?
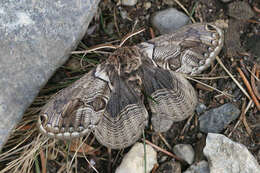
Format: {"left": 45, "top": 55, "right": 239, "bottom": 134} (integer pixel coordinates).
{"left": 149, "top": 27, "right": 155, "bottom": 39}
{"left": 253, "top": 5, "right": 260, "bottom": 13}
{"left": 40, "top": 149, "right": 47, "bottom": 173}
{"left": 71, "top": 43, "right": 117, "bottom": 54}
{"left": 119, "top": 28, "right": 145, "bottom": 47}
{"left": 242, "top": 109, "right": 252, "bottom": 135}
{"left": 228, "top": 99, "right": 252, "bottom": 137}
{"left": 185, "top": 75, "right": 233, "bottom": 98}
{"left": 173, "top": 0, "right": 196, "bottom": 23}
{"left": 158, "top": 132, "right": 172, "bottom": 150}
{"left": 237, "top": 67, "right": 260, "bottom": 110}
{"left": 151, "top": 163, "right": 159, "bottom": 173}
{"left": 251, "top": 64, "right": 260, "bottom": 100}
{"left": 69, "top": 140, "right": 96, "bottom": 154}
{"left": 216, "top": 56, "right": 251, "bottom": 99}
{"left": 180, "top": 113, "right": 194, "bottom": 136}
{"left": 71, "top": 28, "right": 145, "bottom": 55}
{"left": 144, "top": 140, "right": 185, "bottom": 162}
{"left": 113, "top": 6, "right": 121, "bottom": 37}
{"left": 228, "top": 100, "right": 246, "bottom": 137}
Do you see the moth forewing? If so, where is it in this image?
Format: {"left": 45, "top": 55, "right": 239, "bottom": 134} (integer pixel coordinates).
{"left": 38, "top": 69, "right": 110, "bottom": 139}
{"left": 94, "top": 72, "right": 148, "bottom": 149}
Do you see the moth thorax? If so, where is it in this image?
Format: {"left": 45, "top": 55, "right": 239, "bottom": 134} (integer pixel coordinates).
{"left": 110, "top": 47, "right": 142, "bottom": 74}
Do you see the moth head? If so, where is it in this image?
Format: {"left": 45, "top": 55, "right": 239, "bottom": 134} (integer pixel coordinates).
{"left": 108, "top": 47, "right": 142, "bottom": 75}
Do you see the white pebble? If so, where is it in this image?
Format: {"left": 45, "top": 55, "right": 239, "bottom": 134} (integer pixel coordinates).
{"left": 121, "top": 0, "right": 137, "bottom": 6}
{"left": 116, "top": 142, "right": 157, "bottom": 173}
{"left": 144, "top": 2, "right": 152, "bottom": 10}
{"left": 173, "top": 144, "right": 195, "bottom": 164}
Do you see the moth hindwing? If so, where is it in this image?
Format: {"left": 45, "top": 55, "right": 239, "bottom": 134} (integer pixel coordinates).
{"left": 138, "top": 23, "right": 224, "bottom": 75}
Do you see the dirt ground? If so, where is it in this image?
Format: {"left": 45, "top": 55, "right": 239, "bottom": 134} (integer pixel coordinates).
{"left": 1, "top": 0, "right": 260, "bottom": 172}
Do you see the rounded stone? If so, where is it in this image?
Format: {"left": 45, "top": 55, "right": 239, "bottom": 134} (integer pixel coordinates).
{"left": 121, "top": 0, "right": 137, "bottom": 6}
{"left": 151, "top": 8, "right": 191, "bottom": 34}
{"left": 183, "top": 160, "right": 210, "bottom": 173}
{"left": 173, "top": 144, "right": 195, "bottom": 165}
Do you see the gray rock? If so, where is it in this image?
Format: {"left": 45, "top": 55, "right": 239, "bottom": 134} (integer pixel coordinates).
{"left": 173, "top": 144, "right": 195, "bottom": 165}
{"left": 184, "top": 160, "right": 210, "bottom": 173}
{"left": 199, "top": 103, "right": 240, "bottom": 133}
{"left": 151, "top": 8, "right": 191, "bottom": 34}
{"left": 0, "top": 0, "right": 100, "bottom": 151}
{"left": 151, "top": 115, "right": 174, "bottom": 132}
{"left": 204, "top": 133, "right": 260, "bottom": 173}
{"left": 156, "top": 159, "right": 181, "bottom": 173}
{"left": 121, "top": 0, "right": 137, "bottom": 6}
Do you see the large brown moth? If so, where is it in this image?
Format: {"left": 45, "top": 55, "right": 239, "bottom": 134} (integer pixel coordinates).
{"left": 38, "top": 23, "right": 224, "bottom": 149}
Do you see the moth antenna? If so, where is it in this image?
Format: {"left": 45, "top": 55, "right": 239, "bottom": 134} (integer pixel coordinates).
{"left": 118, "top": 28, "right": 145, "bottom": 47}
{"left": 71, "top": 43, "right": 117, "bottom": 55}
{"left": 71, "top": 28, "right": 145, "bottom": 58}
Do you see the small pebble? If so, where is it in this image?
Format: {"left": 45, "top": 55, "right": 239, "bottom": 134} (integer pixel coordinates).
{"left": 156, "top": 159, "right": 181, "bottom": 173}
{"left": 121, "top": 0, "right": 137, "bottom": 6}
{"left": 158, "top": 155, "right": 168, "bottom": 163}
{"left": 144, "top": 2, "right": 151, "bottom": 10}
{"left": 115, "top": 142, "right": 157, "bottom": 173}
{"left": 183, "top": 160, "right": 210, "bottom": 173}
{"left": 119, "top": 7, "right": 129, "bottom": 20}
{"left": 151, "top": 8, "right": 191, "bottom": 34}
{"left": 163, "top": 0, "right": 175, "bottom": 5}
{"left": 173, "top": 144, "right": 195, "bottom": 165}
{"left": 219, "top": 0, "right": 232, "bottom": 3}
{"left": 195, "top": 103, "right": 207, "bottom": 115}
{"left": 197, "top": 132, "right": 203, "bottom": 139}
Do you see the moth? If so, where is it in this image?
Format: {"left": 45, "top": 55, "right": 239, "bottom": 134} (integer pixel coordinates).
{"left": 38, "top": 23, "right": 224, "bottom": 149}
